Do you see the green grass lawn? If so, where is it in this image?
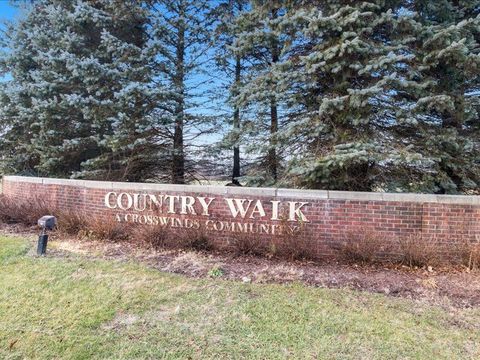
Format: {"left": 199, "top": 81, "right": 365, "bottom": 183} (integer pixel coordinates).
{"left": 0, "top": 236, "right": 479, "bottom": 359}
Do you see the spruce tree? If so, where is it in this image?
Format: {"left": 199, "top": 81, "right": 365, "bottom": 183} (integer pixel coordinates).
{"left": 0, "top": 0, "right": 165, "bottom": 181}
{"left": 150, "top": 0, "right": 213, "bottom": 184}
{"left": 213, "top": 0, "right": 249, "bottom": 184}
{"left": 232, "top": 0, "right": 287, "bottom": 185}
{"left": 404, "top": 0, "right": 480, "bottom": 193}
{"left": 266, "top": 0, "right": 413, "bottom": 190}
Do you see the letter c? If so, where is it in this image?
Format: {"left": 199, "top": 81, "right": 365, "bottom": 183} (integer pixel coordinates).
{"left": 105, "top": 192, "right": 118, "bottom": 209}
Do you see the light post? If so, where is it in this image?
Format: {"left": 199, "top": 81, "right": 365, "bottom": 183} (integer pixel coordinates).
{"left": 37, "top": 215, "right": 56, "bottom": 255}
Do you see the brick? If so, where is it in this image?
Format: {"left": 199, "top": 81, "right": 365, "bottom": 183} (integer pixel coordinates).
{"left": 2, "top": 175, "right": 479, "bottom": 257}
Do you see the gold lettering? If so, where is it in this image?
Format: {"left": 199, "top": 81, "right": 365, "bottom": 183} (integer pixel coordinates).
{"left": 117, "top": 193, "right": 133, "bottom": 210}
{"left": 165, "top": 195, "right": 179, "bottom": 214}
{"left": 172, "top": 218, "right": 183, "bottom": 228}
{"left": 250, "top": 200, "right": 266, "bottom": 219}
{"left": 270, "top": 200, "right": 280, "bottom": 220}
{"left": 133, "top": 193, "right": 147, "bottom": 211}
{"left": 235, "top": 223, "right": 248, "bottom": 233}
{"left": 288, "top": 202, "right": 309, "bottom": 222}
{"left": 158, "top": 217, "right": 171, "bottom": 226}
{"left": 225, "top": 198, "right": 252, "bottom": 218}
{"left": 105, "top": 192, "right": 117, "bottom": 209}
{"left": 205, "top": 220, "right": 214, "bottom": 231}
{"left": 260, "top": 224, "right": 270, "bottom": 234}
{"left": 180, "top": 196, "right": 196, "bottom": 215}
{"left": 147, "top": 194, "right": 163, "bottom": 211}
{"left": 197, "top": 197, "right": 215, "bottom": 216}
{"left": 213, "top": 221, "right": 224, "bottom": 231}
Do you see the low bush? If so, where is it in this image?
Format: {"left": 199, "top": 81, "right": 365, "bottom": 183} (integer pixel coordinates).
{"left": 133, "top": 225, "right": 170, "bottom": 249}
{"left": 80, "top": 216, "right": 132, "bottom": 242}
{"left": 133, "top": 225, "right": 214, "bottom": 251}
{"left": 454, "top": 239, "right": 480, "bottom": 271}
{"left": 0, "top": 195, "right": 53, "bottom": 225}
{"left": 228, "top": 232, "right": 268, "bottom": 256}
{"left": 55, "top": 210, "right": 88, "bottom": 236}
{"left": 269, "top": 224, "right": 312, "bottom": 261}
{"left": 179, "top": 227, "right": 213, "bottom": 251}
{"left": 397, "top": 234, "right": 440, "bottom": 268}
{"left": 339, "top": 229, "right": 387, "bottom": 264}
{"left": 228, "top": 218, "right": 312, "bottom": 261}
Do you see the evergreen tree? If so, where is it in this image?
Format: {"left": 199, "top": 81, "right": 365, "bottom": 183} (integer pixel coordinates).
{"left": 403, "top": 0, "right": 480, "bottom": 193}
{"left": 150, "top": 0, "right": 213, "bottom": 184}
{"left": 230, "top": 0, "right": 478, "bottom": 193}
{"left": 0, "top": 0, "right": 477, "bottom": 193}
{"left": 262, "top": 0, "right": 414, "bottom": 190}
{"left": 232, "top": 0, "right": 287, "bottom": 185}
{"left": 0, "top": 5, "right": 40, "bottom": 175}
{"left": 213, "top": 0, "right": 249, "bottom": 184}
{"left": 0, "top": 0, "right": 165, "bottom": 181}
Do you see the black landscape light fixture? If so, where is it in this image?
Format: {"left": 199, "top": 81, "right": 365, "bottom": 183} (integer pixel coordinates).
{"left": 37, "top": 215, "right": 56, "bottom": 255}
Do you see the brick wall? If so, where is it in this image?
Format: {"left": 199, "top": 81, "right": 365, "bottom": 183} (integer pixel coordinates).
{"left": 2, "top": 176, "right": 479, "bottom": 257}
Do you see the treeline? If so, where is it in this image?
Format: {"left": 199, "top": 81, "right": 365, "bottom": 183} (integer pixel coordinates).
{"left": 0, "top": 0, "right": 478, "bottom": 193}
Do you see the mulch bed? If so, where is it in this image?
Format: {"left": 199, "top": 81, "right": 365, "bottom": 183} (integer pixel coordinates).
{"left": 2, "top": 223, "right": 479, "bottom": 309}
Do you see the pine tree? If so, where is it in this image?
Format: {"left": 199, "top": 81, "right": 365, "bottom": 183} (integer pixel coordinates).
{"left": 213, "top": 0, "right": 249, "bottom": 184}
{"left": 0, "top": 0, "right": 165, "bottom": 181}
{"left": 259, "top": 0, "right": 414, "bottom": 191}
{"left": 150, "top": 0, "right": 213, "bottom": 184}
{"left": 232, "top": 0, "right": 287, "bottom": 185}
{"left": 403, "top": 0, "right": 480, "bottom": 193}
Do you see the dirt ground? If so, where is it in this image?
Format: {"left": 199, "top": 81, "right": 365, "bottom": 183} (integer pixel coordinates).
{"left": 3, "top": 223, "right": 479, "bottom": 309}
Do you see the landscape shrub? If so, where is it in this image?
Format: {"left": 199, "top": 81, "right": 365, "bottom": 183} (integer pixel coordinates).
{"left": 454, "top": 239, "right": 480, "bottom": 271}
{"left": 227, "top": 218, "right": 312, "bottom": 261}
{"left": 55, "top": 210, "right": 88, "bottom": 236}
{"left": 133, "top": 224, "right": 170, "bottom": 249}
{"left": 339, "top": 229, "right": 388, "bottom": 264}
{"left": 397, "top": 234, "right": 440, "bottom": 267}
{"left": 228, "top": 232, "right": 268, "bottom": 256}
{"left": 80, "top": 216, "right": 132, "bottom": 242}
{"left": 269, "top": 222, "right": 313, "bottom": 261}
{"left": 180, "top": 227, "right": 214, "bottom": 251}
{"left": 133, "top": 225, "right": 214, "bottom": 251}
{"left": 0, "top": 195, "right": 53, "bottom": 225}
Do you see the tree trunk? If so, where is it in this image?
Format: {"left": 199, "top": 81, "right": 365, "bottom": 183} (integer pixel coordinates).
{"left": 232, "top": 54, "right": 241, "bottom": 183}
{"left": 268, "top": 99, "right": 278, "bottom": 182}
{"left": 268, "top": 11, "right": 279, "bottom": 182}
{"left": 172, "top": 13, "right": 186, "bottom": 184}
{"left": 442, "top": 92, "right": 464, "bottom": 130}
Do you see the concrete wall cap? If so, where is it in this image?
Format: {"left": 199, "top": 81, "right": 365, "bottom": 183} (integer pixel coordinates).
{"left": 42, "top": 177, "right": 85, "bottom": 187}
{"left": 277, "top": 188, "right": 329, "bottom": 200}
{"left": 328, "top": 191, "right": 385, "bottom": 201}
{"left": 2, "top": 176, "right": 479, "bottom": 206}
{"left": 3, "top": 175, "right": 43, "bottom": 184}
